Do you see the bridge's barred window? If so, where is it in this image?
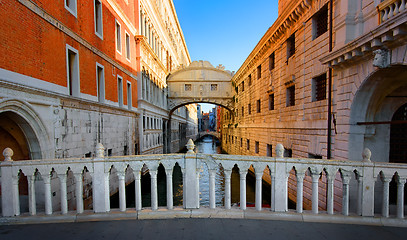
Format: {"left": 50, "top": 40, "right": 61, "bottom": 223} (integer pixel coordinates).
{"left": 286, "top": 85, "right": 295, "bottom": 107}
{"left": 257, "top": 64, "right": 262, "bottom": 79}
{"left": 256, "top": 99, "right": 261, "bottom": 113}
{"left": 248, "top": 103, "right": 251, "bottom": 115}
{"left": 211, "top": 84, "right": 218, "bottom": 91}
{"left": 287, "top": 33, "right": 295, "bottom": 59}
{"left": 312, "top": 4, "right": 328, "bottom": 40}
{"left": 269, "top": 94, "right": 274, "bottom": 110}
{"left": 247, "top": 139, "right": 250, "bottom": 151}
{"left": 312, "top": 73, "right": 327, "bottom": 101}
{"left": 267, "top": 144, "right": 272, "bottom": 157}
{"left": 269, "top": 52, "right": 275, "bottom": 70}
{"left": 184, "top": 84, "right": 192, "bottom": 91}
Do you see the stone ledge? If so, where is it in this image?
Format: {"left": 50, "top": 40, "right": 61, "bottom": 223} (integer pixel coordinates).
{"left": 1, "top": 208, "right": 407, "bottom": 227}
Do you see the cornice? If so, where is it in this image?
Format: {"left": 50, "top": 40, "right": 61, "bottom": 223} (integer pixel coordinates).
{"left": 233, "top": 0, "right": 313, "bottom": 82}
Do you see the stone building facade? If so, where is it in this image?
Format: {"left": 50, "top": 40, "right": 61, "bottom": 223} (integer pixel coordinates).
{"left": 137, "top": 0, "right": 195, "bottom": 154}
{"left": 221, "top": 0, "right": 407, "bottom": 210}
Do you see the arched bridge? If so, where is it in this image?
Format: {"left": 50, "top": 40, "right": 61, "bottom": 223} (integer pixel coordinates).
{"left": 167, "top": 61, "right": 234, "bottom": 113}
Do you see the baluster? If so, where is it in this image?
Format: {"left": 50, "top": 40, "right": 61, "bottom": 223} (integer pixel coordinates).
{"left": 400, "top": 0, "right": 406, "bottom": 12}
{"left": 255, "top": 172, "right": 263, "bottom": 211}
{"left": 74, "top": 173, "right": 84, "bottom": 214}
{"left": 311, "top": 173, "right": 320, "bottom": 214}
{"left": 166, "top": 169, "right": 173, "bottom": 210}
{"left": 341, "top": 173, "right": 351, "bottom": 216}
{"left": 12, "top": 175, "right": 20, "bottom": 216}
{"left": 271, "top": 175, "right": 276, "bottom": 211}
{"left": 150, "top": 170, "right": 158, "bottom": 210}
{"left": 60, "top": 173, "right": 68, "bottom": 214}
{"left": 196, "top": 171, "right": 200, "bottom": 208}
{"left": 224, "top": 170, "right": 232, "bottom": 210}
{"left": 181, "top": 169, "right": 186, "bottom": 208}
{"left": 134, "top": 171, "right": 142, "bottom": 211}
{"left": 28, "top": 174, "right": 36, "bottom": 216}
{"left": 43, "top": 173, "right": 52, "bottom": 215}
{"left": 326, "top": 174, "right": 335, "bottom": 215}
{"left": 209, "top": 169, "right": 216, "bottom": 209}
{"left": 389, "top": 5, "right": 394, "bottom": 19}
{"left": 104, "top": 172, "right": 110, "bottom": 212}
{"left": 382, "top": 177, "right": 390, "bottom": 218}
{"left": 239, "top": 170, "right": 247, "bottom": 210}
{"left": 118, "top": 171, "right": 126, "bottom": 212}
{"left": 396, "top": 177, "right": 406, "bottom": 219}
{"left": 296, "top": 174, "right": 305, "bottom": 213}
{"left": 394, "top": 2, "right": 400, "bottom": 15}
{"left": 383, "top": 8, "right": 388, "bottom": 22}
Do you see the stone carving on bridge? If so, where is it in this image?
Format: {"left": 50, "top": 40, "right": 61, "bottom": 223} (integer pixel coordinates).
{"left": 373, "top": 48, "right": 390, "bottom": 68}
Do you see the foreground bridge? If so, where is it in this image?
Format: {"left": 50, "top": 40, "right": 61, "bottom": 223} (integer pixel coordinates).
{"left": 1, "top": 140, "right": 407, "bottom": 227}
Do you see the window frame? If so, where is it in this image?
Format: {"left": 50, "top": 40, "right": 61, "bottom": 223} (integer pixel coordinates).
{"left": 117, "top": 75, "right": 124, "bottom": 107}
{"left": 65, "top": 0, "right": 77, "bottom": 17}
{"left": 312, "top": 4, "right": 328, "bottom": 40}
{"left": 286, "top": 85, "right": 295, "bottom": 107}
{"left": 125, "top": 31, "right": 131, "bottom": 61}
{"left": 312, "top": 73, "right": 327, "bottom": 102}
{"left": 127, "top": 81, "right": 132, "bottom": 110}
{"left": 268, "top": 93, "right": 274, "bottom": 110}
{"left": 96, "top": 62, "right": 105, "bottom": 103}
{"left": 286, "top": 33, "right": 296, "bottom": 60}
{"left": 94, "top": 0, "right": 103, "bottom": 39}
{"left": 115, "top": 20, "right": 122, "bottom": 54}
{"left": 66, "top": 44, "right": 80, "bottom": 97}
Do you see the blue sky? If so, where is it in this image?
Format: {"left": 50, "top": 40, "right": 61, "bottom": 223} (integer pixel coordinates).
{"left": 172, "top": 0, "right": 279, "bottom": 112}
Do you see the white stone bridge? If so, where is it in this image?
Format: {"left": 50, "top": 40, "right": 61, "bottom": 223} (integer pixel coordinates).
{"left": 1, "top": 141, "right": 407, "bottom": 227}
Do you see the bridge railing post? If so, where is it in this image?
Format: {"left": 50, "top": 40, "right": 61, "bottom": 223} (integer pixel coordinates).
{"left": 184, "top": 139, "right": 199, "bottom": 209}
{"left": 1, "top": 148, "right": 19, "bottom": 217}
{"left": 273, "top": 144, "right": 288, "bottom": 212}
{"left": 92, "top": 143, "right": 109, "bottom": 213}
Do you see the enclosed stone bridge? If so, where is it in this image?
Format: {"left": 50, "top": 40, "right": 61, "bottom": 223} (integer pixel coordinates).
{"left": 167, "top": 61, "right": 234, "bottom": 113}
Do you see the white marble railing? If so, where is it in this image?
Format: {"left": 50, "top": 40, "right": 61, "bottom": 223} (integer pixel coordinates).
{"left": 378, "top": 0, "right": 406, "bottom": 23}
{"left": 1, "top": 141, "right": 407, "bottom": 222}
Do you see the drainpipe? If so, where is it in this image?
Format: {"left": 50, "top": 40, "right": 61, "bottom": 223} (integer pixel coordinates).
{"left": 327, "top": 0, "right": 333, "bottom": 159}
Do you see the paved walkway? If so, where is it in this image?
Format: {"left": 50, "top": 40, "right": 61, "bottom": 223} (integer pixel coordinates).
{"left": 1, "top": 218, "right": 407, "bottom": 240}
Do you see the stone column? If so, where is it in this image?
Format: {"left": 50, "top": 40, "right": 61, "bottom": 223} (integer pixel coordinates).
{"left": 12, "top": 175, "right": 20, "bottom": 216}
{"left": 209, "top": 169, "right": 216, "bottom": 209}
{"left": 92, "top": 143, "right": 109, "bottom": 213}
{"left": 296, "top": 174, "right": 305, "bottom": 213}
{"left": 255, "top": 172, "right": 263, "bottom": 211}
{"left": 396, "top": 176, "right": 406, "bottom": 219}
{"left": 341, "top": 173, "right": 351, "bottom": 216}
{"left": 356, "top": 174, "right": 363, "bottom": 216}
{"left": 118, "top": 171, "right": 126, "bottom": 212}
{"left": 166, "top": 169, "right": 174, "bottom": 210}
{"left": 43, "top": 173, "right": 52, "bottom": 215}
{"left": 59, "top": 173, "right": 68, "bottom": 214}
{"left": 1, "top": 148, "right": 19, "bottom": 217}
{"left": 361, "top": 149, "right": 375, "bottom": 217}
{"left": 239, "top": 169, "right": 247, "bottom": 210}
{"left": 274, "top": 144, "right": 288, "bottom": 212}
{"left": 150, "top": 170, "right": 158, "bottom": 210}
{"left": 134, "top": 171, "right": 142, "bottom": 211}
{"left": 224, "top": 169, "right": 232, "bottom": 210}
{"left": 74, "top": 173, "right": 84, "bottom": 214}
{"left": 311, "top": 173, "right": 320, "bottom": 214}
{"left": 381, "top": 177, "right": 391, "bottom": 218}
{"left": 184, "top": 139, "right": 198, "bottom": 209}
{"left": 326, "top": 173, "right": 335, "bottom": 215}
{"left": 28, "top": 174, "right": 36, "bottom": 216}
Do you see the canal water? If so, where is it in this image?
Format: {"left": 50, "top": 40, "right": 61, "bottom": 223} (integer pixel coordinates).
{"left": 110, "top": 136, "right": 271, "bottom": 208}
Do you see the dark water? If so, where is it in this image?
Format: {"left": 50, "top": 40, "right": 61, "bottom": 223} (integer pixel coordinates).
{"left": 110, "top": 136, "right": 272, "bottom": 208}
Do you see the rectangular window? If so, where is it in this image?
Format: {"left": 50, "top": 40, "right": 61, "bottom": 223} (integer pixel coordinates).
{"left": 284, "top": 148, "right": 293, "bottom": 158}
{"left": 117, "top": 75, "right": 123, "bottom": 107}
{"left": 241, "top": 81, "right": 244, "bottom": 92}
{"left": 255, "top": 141, "right": 259, "bottom": 154}
{"left": 125, "top": 32, "right": 131, "bottom": 60}
{"left": 256, "top": 99, "right": 261, "bottom": 113}
{"left": 96, "top": 63, "right": 105, "bottom": 103}
{"left": 94, "top": 0, "right": 103, "bottom": 39}
{"left": 248, "top": 74, "right": 252, "bottom": 86}
{"left": 116, "top": 20, "right": 122, "bottom": 53}
{"left": 65, "top": 0, "right": 77, "bottom": 17}
{"left": 287, "top": 34, "right": 295, "bottom": 59}
{"left": 269, "top": 52, "right": 275, "bottom": 70}
{"left": 312, "top": 73, "right": 327, "bottom": 101}
{"left": 247, "top": 139, "right": 250, "bottom": 151}
{"left": 286, "top": 86, "right": 295, "bottom": 107}
{"left": 127, "top": 82, "right": 132, "bottom": 110}
{"left": 312, "top": 5, "right": 328, "bottom": 40}
{"left": 241, "top": 106, "right": 244, "bottom": 117}
{"left": 185, "top": 84, "right": 192, "bottom": 91}
{"left": 211, "top": 84, "right": 218, "bottom": 91}
{"left": 267, "top": 144, "right": 272, "bottom": 157}
{"left": 257, "top": 64, "right": 262, "bottom": 79}
{"left": 240, "top": 138, "right": 243, "bottom": 148}
{"left": 66, "top": 45, "right": 80, "bottom": 97}
{"left": 248, "top": 103, "right": 251, "bottom": 115}
{"left": 268, "top": 94, "right": 274, "bottom": 110}
{"left": 308, "top": 153, "right": 323, "bottom": 159}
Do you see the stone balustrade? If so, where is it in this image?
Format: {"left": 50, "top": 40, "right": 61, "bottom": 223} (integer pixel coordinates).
{"left": 1, "top": 141, "right": 407, "bottom": 224}
{"left": 378, "top": 0, "right": 406, "bottom": 23}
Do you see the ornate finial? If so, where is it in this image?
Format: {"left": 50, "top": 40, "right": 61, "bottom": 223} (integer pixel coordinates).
{"left": 362, "top": 148, "right": 371, "bottom": 162}
{"left": 96, "top": 143, "right": 105, "bottom": 158}
{"left": 3, "top": 148, "right": 14, "bottom": 162}
{"left": 186, "top": 139, "right": 195, "bottom": 154}
{"left": 276, "top": 144, "right": 284, "bottom": 158}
